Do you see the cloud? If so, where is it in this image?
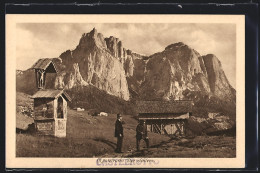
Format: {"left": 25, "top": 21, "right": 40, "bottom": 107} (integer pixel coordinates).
{"left": 16, "top": 23, "right": 236, "bottom": 88}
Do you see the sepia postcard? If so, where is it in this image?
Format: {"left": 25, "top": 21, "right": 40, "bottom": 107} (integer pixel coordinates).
{"left": 6, "top": 14, "right": 245, "bottom": 168}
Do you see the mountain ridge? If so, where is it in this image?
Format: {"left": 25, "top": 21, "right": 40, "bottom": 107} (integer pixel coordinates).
{"left": 16, "top": 28, "right": 236, "bottom": 117}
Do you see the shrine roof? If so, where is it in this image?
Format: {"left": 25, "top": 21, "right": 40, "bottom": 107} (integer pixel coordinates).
{"left": 31, "top": 58, "right": 58, "bottom": 73}
{"left": 32, "top": 89, "right": 71, "bottom": 101}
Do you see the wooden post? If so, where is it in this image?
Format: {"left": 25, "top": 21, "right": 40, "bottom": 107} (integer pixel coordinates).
{"left": 184, "top": 119, "right": 187, "bottom": 135}
{"left": 160, "top": 121, "right": 163, "bottom": 134}
{"left": 35, "top": 70, "right": 38, "bottom": 89}
{"left": 43, "top": 72, "right": 46, "bottom": 89}
{"left": 175, "top": 122, "right": 182, "bottom": 135}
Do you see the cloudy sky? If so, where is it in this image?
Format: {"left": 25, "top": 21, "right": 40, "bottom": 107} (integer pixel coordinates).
{"left": 16, "top": 23, "right": 236, "bottom": 88}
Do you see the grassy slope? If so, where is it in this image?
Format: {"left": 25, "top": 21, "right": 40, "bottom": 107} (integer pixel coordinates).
{"left": 16, "top": 92, "right": 33, "bottom": 108}
{"left": 16, "top": 92, "right": 34, "bottom": 130}
{"left": 16, "top": 109, "right": 169, "bottom": 157}
{"left": 16, "top": 109, "right": 235, "bottom": 158}
{"left": 66, "top": 85, "right": 136, "bottom": 115}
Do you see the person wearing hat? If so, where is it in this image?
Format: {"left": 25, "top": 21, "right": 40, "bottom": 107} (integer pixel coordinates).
{"left": 114, "top": 113, "right": 124, "bottom": 153}
{"left": 136, "top": 120, "right": 149, "bottom": 151}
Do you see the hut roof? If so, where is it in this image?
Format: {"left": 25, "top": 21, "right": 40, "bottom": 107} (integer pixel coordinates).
{"left": 31, "top": 58, "right": 58, "bottom": 73}
{"left": 32, "top": 89, "right": 71, "bottom": 101}
{"left": 136, "top": 100, "right": 193, "bottom": 114}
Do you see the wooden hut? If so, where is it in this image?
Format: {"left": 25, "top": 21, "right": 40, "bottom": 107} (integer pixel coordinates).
{"left": 31, "top": 58, "right": 71, "bottom": 137}
{"left": 136, "top": 100, "right": 193, "bottom": 136}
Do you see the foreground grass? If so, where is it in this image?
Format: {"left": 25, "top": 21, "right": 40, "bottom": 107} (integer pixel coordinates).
{"left": 16, "top": 109, "right": 169, "bottom": 157}
{"left": 128, "top": 136, "right": 236, "bottom": 158}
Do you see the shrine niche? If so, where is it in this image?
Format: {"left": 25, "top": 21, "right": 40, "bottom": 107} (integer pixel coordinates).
{"left": 31, "top": 58, "right": 57, "bottom": 89}
{"left": 31, "top": 59, "right": 71, "bottom": 137}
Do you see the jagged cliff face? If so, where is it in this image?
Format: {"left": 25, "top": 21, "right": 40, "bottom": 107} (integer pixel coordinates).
{"left": 202, "top": 54, "right": 235, "bottom": 101}
{"left": 140, "top": 42, "right": 207, "bottom": 100}
{"left": 17, "top": 28, "right": 235, "bottom": 104}
{"left": 54, "top": 28, "right": 130, "bottom": 100}
{"left": 138, "top": 42, "right": 235, "bottom": 102}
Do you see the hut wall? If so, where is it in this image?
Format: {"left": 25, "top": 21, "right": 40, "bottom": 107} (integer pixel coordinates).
{"left": 54, "top": 119, "right": 66, "bottom": 137}
{"left": 54, "top": 96, "right": 67, "bottom": 137}
{"left": 147, "top": 124, "right": 152, "bottom": 132}
{"left": 53, "top": 98, "right": 57, "bottom": 118}
{"left": 144, "top": 117, "right": 188, "bottom": 135}
{"left": 34, "top": 98, "right": 54, "bottom": 119}
{"left": 35, "top": 120, "right": 55, "bottom": 135}
{"left": 57, "top": 96, "right": 65, "bottom": 119}
{"left": 164, "top": 120, "right": 185, "bottom": 135}
{"left": 63, "top": 96, "right": 67, "bottom": 119}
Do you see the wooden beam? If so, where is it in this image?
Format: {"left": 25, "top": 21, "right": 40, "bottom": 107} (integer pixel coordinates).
{"left": 162, "top": 125, "right": 169, "bottom": 135}
{"left": 175, "top": 123, "right": 182, "bottom": 135}
{"left": 43, "top": 72, "right": 46, "bottom": 89}
{"left": 184, "top": 119, "right": 187, "bottom": 135}
{"left": 34, "top": 70, "right": 38, "bottom": 89}
{"left": 153, "top": 124, "right": 161, "bottom": 134}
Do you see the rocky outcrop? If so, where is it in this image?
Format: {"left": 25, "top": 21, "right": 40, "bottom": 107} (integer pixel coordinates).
{"left": 78, "top": 28, "right": 107, "bottom": 50}
{"left": 53, "top": 28, "right": 130, "bottom": 100}
{"left": 105, "top": 36, "right": 126, "bottom": 59}
{"left": 139, "top": 42, "right": 210, "bottom": 100}
{"left": 56, "top": 63, "right": 89, "bottom": 89}
{"left": 202, "top": 54, "right": 235, "bottom": 101}
{"left": 124, "top": 55, "right": 134, "bottom": 77}
{"left": 137, "top": 42, "right": 235, "bottom": 102}
{"left": 123, "top": 50, "right": 147, "bottom": 98}
{"left": 188, "top": 113, "right": 234, "bottom": 135}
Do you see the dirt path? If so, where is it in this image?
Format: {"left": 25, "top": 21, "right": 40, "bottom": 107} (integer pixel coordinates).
{"left": 99, "top": 136, "right": 236, "bottom": 158}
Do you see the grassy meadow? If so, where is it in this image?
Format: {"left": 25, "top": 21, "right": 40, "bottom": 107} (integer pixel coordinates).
{"left": 16, "top": 109, "right": 170, "bottom": 157}
{"left": 16, "top": 92, "right": 235, "bottom": 158}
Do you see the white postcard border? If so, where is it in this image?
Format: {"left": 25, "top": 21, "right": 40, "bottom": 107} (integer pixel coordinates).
{"left": 6, "top": 14, "right": 245, "bottom": 168}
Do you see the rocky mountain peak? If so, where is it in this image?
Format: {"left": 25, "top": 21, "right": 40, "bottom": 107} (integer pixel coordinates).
{"left": 106, "top": 36, "right": 119, "bottom": 42}
{"left": 165, "top": 42, "right": 188, "bottom": 50}
{"left": 201, "top": 53, "right": 231, "bottom": 97}
{"left": 89, "top": 27, "right": 98, "bottom": 36}
{"left": 202, "top": 54, "right": 223, "bottom": 74}
{"left": 105, "top": 36, "right": 124, "bottom": 58}
{"left": 137, "top": 41, "right": 235, "bottom": 102}
{"left": 202, "top": 54, "right": 222, "bottom": 67}
{"left": 78, "top": 28, "right": 107, "bottom": 50}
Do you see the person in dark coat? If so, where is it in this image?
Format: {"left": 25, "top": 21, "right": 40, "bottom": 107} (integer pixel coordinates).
{"left": 136, "top": 120, "right": 149, "bottom": 151}
{"left": 114, "top": 113, "right": 124, "bottom": 153}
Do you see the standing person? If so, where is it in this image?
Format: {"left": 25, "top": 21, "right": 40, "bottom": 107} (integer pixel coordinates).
{"left": 114, "top": 113, "right": 124, "bottom": 153}
{"left": 136, "top": 120, "right": 149, "bottom": 151}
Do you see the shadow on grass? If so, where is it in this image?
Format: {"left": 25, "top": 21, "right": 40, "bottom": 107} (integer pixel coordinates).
{"left": 150, "top": 138, "right": 175, "bottom": 148}
{"left": 126, "top": 149, "right": 147, "bottom": 157}
{"left": 127, "top": 138, "right": 176, "bottom": 157}
{"left": 93, "top": 137, "right": 117, "bottom": 149}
